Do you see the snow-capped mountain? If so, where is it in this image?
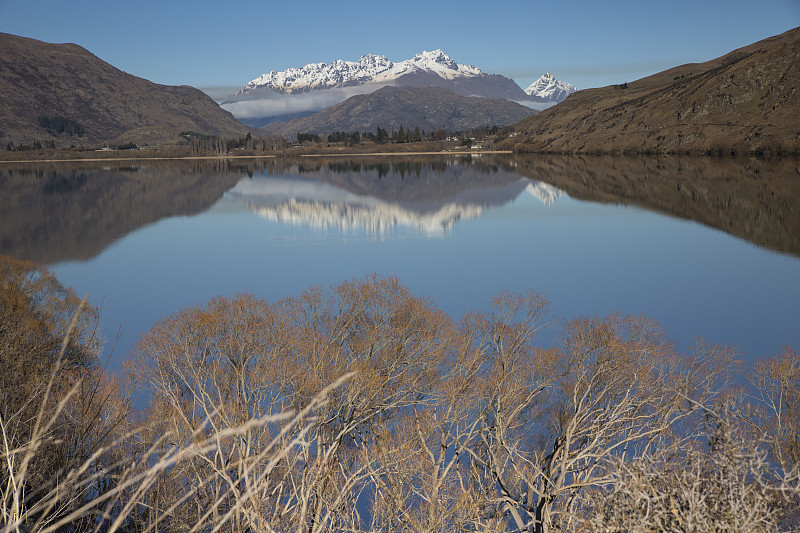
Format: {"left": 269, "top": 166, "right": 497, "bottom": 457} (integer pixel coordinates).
{"left": 223, "top": 50, "right": 549, "bottom": 125}
{"left": 239, "top": 54, "right": 394, "bottom": 95}
{"left": 237, "top": 50, "right": 486, "bottom": 96}
{"left": 524, "top": 73, "right": 577, "bottom": 102}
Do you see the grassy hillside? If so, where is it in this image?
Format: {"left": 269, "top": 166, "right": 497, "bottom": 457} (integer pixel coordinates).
{"left": 504, "top": 27, "right": 800, "bottom": 155}
{"left": 0, "top": 33, "right": 249, "bottom": 148}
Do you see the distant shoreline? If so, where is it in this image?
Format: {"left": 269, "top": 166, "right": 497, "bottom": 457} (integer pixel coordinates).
{"left": 298, "top": 150, "right": 513, "bottom": 157}
{"left": 0, "top": 154, "right": 278, "bottom": 164}
{"left": 0, "top": 150, "right": 512, "bottom": 164}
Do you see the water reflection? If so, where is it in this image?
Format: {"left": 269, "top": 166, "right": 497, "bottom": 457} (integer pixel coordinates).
{"left": 513, "top": 155, "right": 800, "bottom": 256}
{"left": 2, "top": 155, "right": 798, "bottom": 264}
{"left": 225, "top": 164, "right": 562, "bottom": 238}
{"left": 0, "top": 160, "right": 250, "bottom": 263}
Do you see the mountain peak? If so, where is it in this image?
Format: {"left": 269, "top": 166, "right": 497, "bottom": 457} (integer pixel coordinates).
{"left": 411, "top": 49, "right": 458, "bottom": 69}
{"left": 524, "top": 73, "right": 577, "bottom": 102}
{"left": 237, "top": 50, "right": 489, "bottom": 96}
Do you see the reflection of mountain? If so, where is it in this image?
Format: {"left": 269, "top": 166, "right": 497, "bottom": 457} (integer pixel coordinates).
{"left": 5, "top": 154, "right": 790, "bottom": 268}
{"left": 0, "top": 161, "right": 249, "bottom": 264}
{"left": 513, "top": 155, "right": 800, "bottom": 256}
{"left": 226, "top": 162, "right": 562, "bottom": 238}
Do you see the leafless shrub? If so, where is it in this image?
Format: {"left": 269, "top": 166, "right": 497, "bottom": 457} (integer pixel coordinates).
{"left": 3, "top": 267, "right": 797, "bottom": 533}
{"left": 577, "top": 402, "right": 800, "bottom": 533}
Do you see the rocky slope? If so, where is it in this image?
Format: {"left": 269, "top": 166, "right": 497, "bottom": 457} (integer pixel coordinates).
{"left": 505, "top": 27, "right": 800, "bottom": 155}
{"left": 264, "top": 86, "right": 537, "bottom": 137}
{"left": 0, "top": 33, "right": 249, "bottom": 148}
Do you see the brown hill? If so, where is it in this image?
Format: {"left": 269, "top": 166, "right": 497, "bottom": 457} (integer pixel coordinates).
{"left": 0, "top": 33, "right": 249, "bottom": 148}
{"left": 264, "top": 86, "right": 537, "bottom": 138}
{"left": 505, "top": 27, "right": 800, "bottom": 155}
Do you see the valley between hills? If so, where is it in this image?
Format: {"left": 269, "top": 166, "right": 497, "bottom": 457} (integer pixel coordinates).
{"left": 1, "top": 27, "right": 798, "bottom": 158}
{"left": 2, "top": 17, "right": 800, "bottom": 533}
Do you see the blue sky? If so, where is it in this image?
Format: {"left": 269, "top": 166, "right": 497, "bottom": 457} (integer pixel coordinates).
{"left": 2, "top": 0, "right": 798, "bottom": 94}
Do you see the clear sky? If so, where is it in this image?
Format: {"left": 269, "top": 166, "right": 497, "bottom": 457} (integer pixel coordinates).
{"left": 2, "top": 0, "right": 798, "bottom": 95}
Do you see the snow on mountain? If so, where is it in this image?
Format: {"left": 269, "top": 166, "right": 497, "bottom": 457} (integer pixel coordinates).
{"left": 237, "top": 50, "right": 486, "bottom": 96}
{"left": 374, "top": 50, "right": 484, "bottom": 81}
{"left": 239, "top": 54, "right": 394, "bottom": 95}
{"left": 524, "top": 73, "right": 577, "bottom": 102}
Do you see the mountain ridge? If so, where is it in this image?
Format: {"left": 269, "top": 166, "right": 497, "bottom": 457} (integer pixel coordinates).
{"left": 222, "top": 50, "right": 553, "bottom": 125}
{"left": 233, "top": 49, "right": 535, "bottom": 101}
{"left": 0, "top": 32, "right": 249, "bottom": 148}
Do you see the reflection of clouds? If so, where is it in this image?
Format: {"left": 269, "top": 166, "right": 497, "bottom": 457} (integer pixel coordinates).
{"left": 225, "top": 175, "right": 563, "bottom": 240}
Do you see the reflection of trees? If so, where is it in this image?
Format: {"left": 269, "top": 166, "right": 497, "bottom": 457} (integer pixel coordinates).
{"left": 513, "top": 155, "right": 800, "bottom": 256}
{"left": 258, "top": 156, "right": 519, "bottom": 206}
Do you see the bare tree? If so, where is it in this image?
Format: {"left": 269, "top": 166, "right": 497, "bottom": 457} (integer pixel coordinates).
{"left": 5, "top": 264, "right": 794, "bottom": 533}
{"left": 579, "top": 400, "right": 800, "bottom": 533}
{"left": 460, "top": 314, "right": 737, "bottom": 533}
{"left": 0, "top": 255, "right": 132, "bottom": 531}
{"left": 126, "top": 275, "right": 458, "bottom": 532}
{"left": 751, "top": 346, "right": 800, "bottom": 469}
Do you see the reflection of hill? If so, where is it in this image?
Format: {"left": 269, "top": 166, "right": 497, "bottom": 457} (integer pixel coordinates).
{"left": 227, "top": 159, "right": 562, "bottom": 237}
{"left": 514, "top": 155, "right": 800, "bottom": 256}
{"left": 0, "top": 161, "right": 250, "bottom": 264}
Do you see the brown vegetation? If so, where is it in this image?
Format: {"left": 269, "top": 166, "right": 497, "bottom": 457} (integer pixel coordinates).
{"left": 504, "top": 27, "right": 800, "bottom": 155}
{"left": 2, "top": 267, "right": 798, "bottom": 532}
{"left": 0, "top": 33, "right": 250, "bottom": 149}
{"left": 0, "top": 255, "right": 130, "bottom": 531}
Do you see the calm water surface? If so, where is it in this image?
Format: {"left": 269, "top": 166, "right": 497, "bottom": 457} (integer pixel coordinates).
{"left": 3, "top": 155, "right": 798, "bottom": 369}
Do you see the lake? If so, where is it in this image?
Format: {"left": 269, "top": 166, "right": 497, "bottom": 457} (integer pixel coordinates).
{"left": 2, "top": 154, "right": 798, "bottom": 371}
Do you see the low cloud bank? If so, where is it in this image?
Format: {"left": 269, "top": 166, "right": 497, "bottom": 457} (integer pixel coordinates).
{"left": 220, "top": 84, "right": 557, "bottom": 122}
{"left": 221, "top": 83, "right": 393, "bottom": 120}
